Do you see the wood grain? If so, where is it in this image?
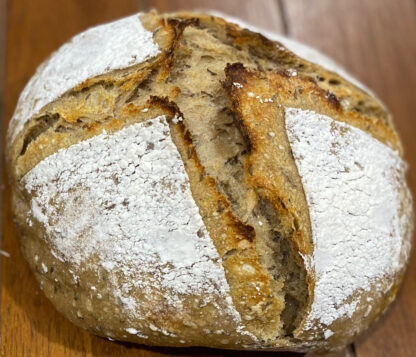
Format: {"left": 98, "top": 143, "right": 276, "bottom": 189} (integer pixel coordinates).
{"left": 1, "top": 0, "right": 415, "bottom": 356}
{"left": 141, "top": 0, "right": 285, "bottom": 33}
{"left": 282, "top": 1, "right": 416, "bottom": 356}
{"left": 0, "top": 0, "right": 6, "bottom": 256}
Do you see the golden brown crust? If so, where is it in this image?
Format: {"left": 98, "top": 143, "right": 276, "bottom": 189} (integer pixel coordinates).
{"left": 173, "top": 12, "right": 395, "bottom": 129}
{"left": 170, "top": 117, "right": 286, "bottom": 342}
{"left": 223, "top": 63, "right": 314, "bottom": 258}
{"left": 223, "top": 64, "right": 316, "bottom": 340}
{"left": 223, "top": 62, "right": 401, "bottom": 153}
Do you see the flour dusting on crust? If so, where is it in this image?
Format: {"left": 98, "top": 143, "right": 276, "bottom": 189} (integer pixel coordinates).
{"left": 22, "top": 117, "right": 245, "bottom": 331}
{"left": 285, "top": 108, "right": 412, "bottom": 332}
{"left": 8, "top": 14, "right": 159, "bottom": 142}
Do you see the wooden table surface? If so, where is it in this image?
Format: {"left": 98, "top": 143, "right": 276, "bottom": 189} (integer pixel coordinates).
{"left": 1, "top": 0, "right": 415, "bottom": 356}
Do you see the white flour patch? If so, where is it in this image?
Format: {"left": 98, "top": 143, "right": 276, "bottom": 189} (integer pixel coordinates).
{"left": 285, "top": 108, "right": 411, "bottom": 330}
{"left": 8, "top": 14, "right": 159, "bottom": 142}
{"left": 23, "top": 117, "right": 245, "bottom": 333}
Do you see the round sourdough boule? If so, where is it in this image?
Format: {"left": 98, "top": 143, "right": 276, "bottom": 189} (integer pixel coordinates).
{"left": 6, "top": 11, "right": 414, "bottom": 352}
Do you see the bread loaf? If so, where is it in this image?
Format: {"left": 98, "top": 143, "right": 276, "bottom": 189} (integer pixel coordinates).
{"left": 6, "top": 11, "right": 413, "bottom": 352}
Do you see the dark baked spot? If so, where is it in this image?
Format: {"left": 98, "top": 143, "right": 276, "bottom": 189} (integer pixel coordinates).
{"left": 329, "top": 78, "right": 341, "bottom": 85}
{"left": 229, "top": 217, "right": 255, "bottom": 242}
{"left": 326, "top": 91, "right": 341, "bottom": 110}
{"left": 222, "top": 248, "right": 237, "bottom": 260}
